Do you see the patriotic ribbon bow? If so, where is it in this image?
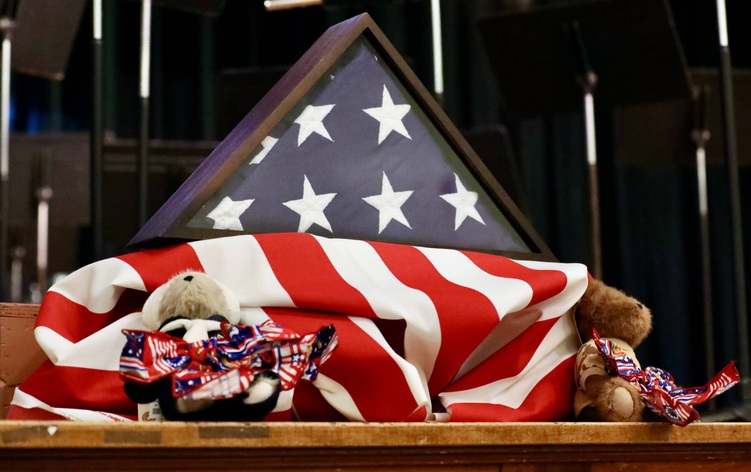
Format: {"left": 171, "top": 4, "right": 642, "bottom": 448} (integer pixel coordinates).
{"left": 592, "top": 329, "right": 739, "bottom": 426}
{"left": 120, "top": 321, "right": 338, "bottom": 401}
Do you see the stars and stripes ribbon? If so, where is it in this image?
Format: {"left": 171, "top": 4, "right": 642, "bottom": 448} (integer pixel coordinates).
{"left": 120, "top": 321, "right": 337, "bottom": 401}
{"left": 592, "top": 329, "right": 740, "bottom": 426}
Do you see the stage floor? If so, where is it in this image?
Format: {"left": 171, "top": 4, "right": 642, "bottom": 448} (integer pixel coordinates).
{"left": 1, "top": 421, "right": 751, "bottom": 471}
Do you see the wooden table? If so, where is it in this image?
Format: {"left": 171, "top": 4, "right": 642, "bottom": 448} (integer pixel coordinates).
{"left": 1, "top": 421, "right": 750, "bottom": 471}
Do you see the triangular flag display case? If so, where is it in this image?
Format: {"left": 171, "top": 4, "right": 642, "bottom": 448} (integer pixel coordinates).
{"left": 129, "top": 13, "right": 554, "bottom": 261}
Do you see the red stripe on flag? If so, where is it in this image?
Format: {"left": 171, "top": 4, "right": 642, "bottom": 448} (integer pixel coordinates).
{"left": 254, "top": 233, "right": 378, "bottom": 318}
{"left": 266, "top": 307, "right": 423, "bottom": 422}
{"left": 369, "top": 241, "right": 501, "bottom": 396}
{"left": 446, "top": 358, "right": 576, "bottom": 422}
{"left": 37, "top": 289, "right": 148, "bottom": 344}
{"left": 117, "top": 243, "right": 204, "bottom": 292}
{"left": 444, "top": 318, "right": 559, "bottom": 392}
{"left": 292, "top": 381, "right": 350, "bottom": 421}
{"left": 17, "top": 361, "right": 136, "bottom": 417}
{"left": 405, "top": 404, "right": 429, "bottom": 422}
{"left": 461, "top": 251, "right": 568, "bottom": 307}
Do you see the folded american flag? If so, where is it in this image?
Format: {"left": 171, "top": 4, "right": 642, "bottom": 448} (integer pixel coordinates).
{"left": 9, "top": 232, "right": 587, "bottom": 422}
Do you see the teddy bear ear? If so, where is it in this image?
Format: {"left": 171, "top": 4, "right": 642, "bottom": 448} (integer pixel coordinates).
{"left": 213, "top": 277, "right": 241, "bottom": 324}
{"left": 141, "top": 282, "right": 170, "bottom": 330}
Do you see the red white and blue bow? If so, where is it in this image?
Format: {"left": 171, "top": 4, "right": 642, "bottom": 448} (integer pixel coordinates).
{"left": 592, "top": 329, "right": 739, "bottom": 426}
{"left": 120, "top": 321, "right": 337, "bottom": 401}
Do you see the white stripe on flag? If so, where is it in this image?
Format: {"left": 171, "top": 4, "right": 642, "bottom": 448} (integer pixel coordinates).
{"left": 47, "top": 257, "right": 146, "bottom": 313}
{"left": 514, "top": 259, "right": 589, "bottom": 321}
{"left": 438, "top": 313, "right": 579, "bottom": 410}
{"left": 33, "top": 327, "right": 73, "bottom": 365}
{"left": 11, "top": 389, "right": 131, "bottom": 422}
{"left": 416, "top": 246, "right": 533, "bottom": 318}
{"left": 272, "top": 389, "right": 293, "bottom": 413}
{"left": 238, "top": 307, "right": 273, "bottom": 326}
{"left": 190, "top": 235, "right": 295, "bottom": 308}
{"left": 312, "top": 373, "right": 366, "bottom": 422}
{"left": 314, "top": 236, "right": 442, "bottom": 384}
{"left": 35, "top": 312, "right": 146, "bottom": 369}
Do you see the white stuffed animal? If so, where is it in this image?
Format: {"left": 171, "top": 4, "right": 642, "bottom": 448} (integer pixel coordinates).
{"left": 123, "top": 271, "right": 281, "bottom": 421}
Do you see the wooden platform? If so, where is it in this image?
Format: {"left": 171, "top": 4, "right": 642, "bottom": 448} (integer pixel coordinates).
{"left": 1, "top": 421, "right": 751, "bottom": 471}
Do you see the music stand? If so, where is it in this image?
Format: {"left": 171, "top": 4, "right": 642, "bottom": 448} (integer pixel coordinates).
{"left": 9, "top": 0, "right": 86, "bottom": 80}
{"left": 477, "top": 0, "right": 692, "bottom": 278}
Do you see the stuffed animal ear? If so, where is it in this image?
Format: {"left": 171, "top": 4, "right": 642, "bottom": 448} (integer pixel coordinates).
{"left": 141, "top": 282, "right": 169, "bottom": 330}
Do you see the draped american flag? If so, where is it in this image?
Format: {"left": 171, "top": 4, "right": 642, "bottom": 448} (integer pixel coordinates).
{"left": 179, "top": 34, "right": 530, "bottom": 256}
{"left": 9, "top": 233, "right": 587, "bottom": 422}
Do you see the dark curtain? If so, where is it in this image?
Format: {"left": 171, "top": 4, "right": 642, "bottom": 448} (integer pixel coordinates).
{"left": 435, "top": 0, "right": 751, "bottom": 407}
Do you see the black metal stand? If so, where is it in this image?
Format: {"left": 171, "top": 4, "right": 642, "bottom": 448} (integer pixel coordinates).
{"left": 0, "top": 12, "right": 13, "bottom": 301}
{"left": 695, "top": 0, "right": 750, "bottom": 423}
{"left": 716, "top": 0, "right": 751, "bottom": 418}
{"left": 138, "top": 95, "right": 149, "bottom": 227}
{"left": 137, "top": 0, "right": 152, "bottom": 229}
{"left": 91, "top": 0, "right": 104, "bottom": 261}
{"left": 132, "top": 0, "right": 226, "bottom": 229}
{"left": 691, "top": 85, "right": 716, "bottom": 406}
{"left": 568, "top": 21, "right": 601, "bottom": 279}
{"left": 430, "top": 0, "right": 443, "bottom": 107}
{"left": 35, "top": 153, "right": 52, "bottom": 295}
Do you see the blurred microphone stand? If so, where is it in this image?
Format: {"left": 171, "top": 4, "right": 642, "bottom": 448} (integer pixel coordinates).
{"left": 34, "top": 151, "right": 52, "bottom": 299}
{"left": 716, "top": 0, "right": 750, "bottom": 419}
{"left": 702, "top": 0, "right": 751, "bottom": 422}
{"left": 0, "top": 0, "right": 18, "bottom": 301}
{"left": 691, "top": 84, "right": 717, "bottom": 411}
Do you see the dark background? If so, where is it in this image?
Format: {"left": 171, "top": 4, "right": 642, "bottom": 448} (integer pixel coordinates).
{"left": 6, "top": 0, "right": 751, "bottom": 413}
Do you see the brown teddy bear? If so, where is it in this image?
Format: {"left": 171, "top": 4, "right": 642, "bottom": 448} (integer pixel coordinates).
{"left": 572, "top": 277, "right": 741, "bottom": 426}
{"left": 573, "top": 278, "right": 653, "bottom": 422}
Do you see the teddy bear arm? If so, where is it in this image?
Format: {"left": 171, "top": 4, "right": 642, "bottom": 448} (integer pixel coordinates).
{"left": 575, "top": 341, "right": 644, "bottom": 422}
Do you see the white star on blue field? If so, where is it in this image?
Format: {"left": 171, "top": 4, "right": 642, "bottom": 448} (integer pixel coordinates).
{"left": 191, "top": 37, "right": 527, "bottom": 254}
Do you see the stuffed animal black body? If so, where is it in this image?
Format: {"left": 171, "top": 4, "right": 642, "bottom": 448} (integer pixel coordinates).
{"left": 123, "top": 367, "right": 281, "bottom": 421}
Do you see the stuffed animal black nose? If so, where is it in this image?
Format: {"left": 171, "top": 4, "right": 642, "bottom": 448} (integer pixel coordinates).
{"left": 183, "top": 275, "right": 194, "bottom": 282}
